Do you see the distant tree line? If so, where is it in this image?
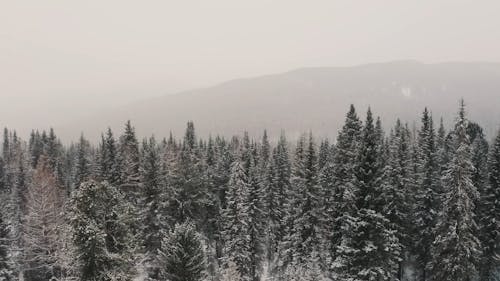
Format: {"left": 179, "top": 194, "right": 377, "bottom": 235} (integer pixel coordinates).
{"left": 0, "top": 100, "right": 498, "bottom": 281}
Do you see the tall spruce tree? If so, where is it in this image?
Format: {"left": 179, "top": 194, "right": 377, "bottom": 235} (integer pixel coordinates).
{"left": 140, "top": 136, "right": 168, "bottom": 275}
{"left": 282, "top": 132, "right": 322, "bottom": 268}
{"left": 0, "top": 208, "right": 12, "bottom": 281}
{"left": 335, "top": 108, "right": 401, "bottom": 281}
{"left": 327, "top": 105, "right": 363, "bottom": 274}
{"left": 74, "top": 134, "right": 92, "bottom": 188}
{"left": 266, "top": 133, "right": 291, "bottom": 273}
{"left": 428, "top": 101, "right": 481, "bottom": 281}
{"left": 246, "top": 152, "right": 265, "bottom": 281}
{"left": 222, "top": 159, "right": 252, "bottom": 281}
{"left": 157, "top": 222, "right": 206, "bottom": 281}
{"left": 70, "top": 180, "right": 136, "bottom": 281}
{"left": 478, "top": 130, "right": 500, "bottom": 281}
{"left": 118, "top": 121, "right": 141, "bottom": 198}
{"left": 168, "top": 122, "right": 210, "bottom": 224}
{"left": 380, "top": 119, "right": 412, "bottom": 279}
{"left": 98, "top": 128, "right": 120, "bottom": 185}
{"left": 413, "top": 108, "right": 441, "bottom": 280}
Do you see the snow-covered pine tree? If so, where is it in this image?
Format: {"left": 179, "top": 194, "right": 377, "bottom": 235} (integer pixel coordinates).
{"left": 3, "top": 131, "right": 29, "bottom": 278}
{"left": 380, "top": 119, "right": 412, "bottom": 279}
{"left": 118, "top": 121, "right": 142, "bottom": 199}
{"left": 428, "top": 100, "right": 481, "bottom": 281}
{"left": 222, "top": 158, "right": 252, "bottom": 281}
{"left": 74, "top": 134, "right": 92, "bottom": 189}
{"left": 70, "top": 180, "right": 136, "bottom": 281}
{"left": 22, "top": 155, "right": 65, "bottom": 281}
{"left": 0, "top": 208, "right": 12, "bottom": 281}
{"left": 201, "top": 135, "right": 224, "bottom": 278}
{"left": 45, "top": 128, "right": 64, "bottom": 183}
{"left": 282, "top": 132, "right": 322, "bottom": 267}
{"left": 335, "top": 108, "right": 401, "bottom": 281}
{"left": 98, "top": 128, "right": 121, "bottom": 186}
{"left": 327, "top": 105, "right": 362, "bottom": 274}
{"left": 28, "top": 130, "right": 44, "bottom": 169}
{"left": 246, "top": 152, "right": 265, "bottom": 281}
{"left": 478, "top": 129, "right": 500, "bottom": 281}
{"left": 436, "top": 118, "right": 452, "bottom": 176}
{"left": 204, "top": 136, "right": 219, "bottom": 237}
{"left": 318, "top": 139, "right": 331, "bottom": 172}
{"left": 140, "top": 136, "right": 169, "bottom": 279}
{"left": 157, "top": 221, "right": 206, "bottom": 281}
{"left": 268, "top": 133, "right": 292, "bottom": 276}
{"left": 413, "top": 108, "right": 441, "bottom": 280}
{"left": 469, "top": 123, "right": 489, "bottom": 208}
{"left": 168, "top": 122, "right": 210, "bottom": 224}
{"left": 261, "top": 133, "right": 287, "bottom": 256}
{"left": 210, "top": 136, "right": 233, "bottom": 265}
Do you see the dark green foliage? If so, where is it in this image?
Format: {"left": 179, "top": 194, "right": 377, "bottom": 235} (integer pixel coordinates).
{"left": 98, "top": 128, "right": 121, "bottom": 185}
{"left": 74, "top": 134, "right": 92, "bottom": 188}
{"left": 428, "top": 101, "right": 481, "bottom": 281}
{"left": 478, "top": 130, "right": 500, "bottom": 281}
{"left": 140, "top": 136, "right": 168, "bottom": 256}
{"left": 413, "top": 108, "right": 441, "bottom": 279}
{"left": 335, "top": 108, "right": 401, "bottom": 281}
{"left": 157, "top": 222, "right": 206, "bottom": 281}
{"left": 70, "top": 181, "right": 136, "bottom": 281}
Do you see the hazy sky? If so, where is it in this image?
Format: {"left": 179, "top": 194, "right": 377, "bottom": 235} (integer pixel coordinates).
{"left": 1, "top": 0, "right": 500, "bottom": 135}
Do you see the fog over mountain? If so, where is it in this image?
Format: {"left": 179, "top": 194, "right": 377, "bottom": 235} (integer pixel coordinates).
{"left": 56, "top": 61, "right": 500, "bottom": 142}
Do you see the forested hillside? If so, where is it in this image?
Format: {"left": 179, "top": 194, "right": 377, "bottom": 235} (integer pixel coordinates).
{"left": 0, "top": 100, "right": 498, "bottom": 281}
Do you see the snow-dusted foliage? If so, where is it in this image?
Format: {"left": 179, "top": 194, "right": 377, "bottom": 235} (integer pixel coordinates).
{"left": 157, "top": 221, "right": 206, "bottom": 281}
{"left": 22, "top": 155, "right": 67, "bottom": 281}
{"left": 0, "top": 101, "right": 496, "bottom": 280}
{"left": 70, "top": 180, "right": 136, "bottom": 280}
{"left": 428, "top": 101, "right": 482, "bottom": 281}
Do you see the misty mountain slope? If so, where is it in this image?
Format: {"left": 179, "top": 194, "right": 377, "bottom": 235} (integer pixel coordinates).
{"left": 58, "top": 61, "right": 500, "bottom": 142}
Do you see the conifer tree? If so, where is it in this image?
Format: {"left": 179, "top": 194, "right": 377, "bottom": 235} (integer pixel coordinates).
{"left": 70, "top": 180, "right": 136, "bottom": 281}
{"left": 157, "top": 222, "right": 206, "bottom": 281}
{"left": 222, "top": 159, "right": 252, "bottom": 281}
{"left": 266, "top": 133, "right": 291, "bottom": 271}
{"left": 428, "top": 101, "right": 481, "bottom": 281}
{"left": 28, "top": 130, "right": 43, "bottom": 169}
{"left": 469, "top": 123, "right": 489, "bottom": 206}
{"left": 413, "top": 108, "right": 441, "bottom": 279}
{"left": 317, "top": 139, "right": 331, "bottom": 172}
{"left": 140, "top": 136, "right": 169, "bottom": 279}
{"left": 478, "top": 130, "right": 500, "bottom": 281}
{"left": 246, "top": 155, "right": 265, "bottom": 281}
{"left": 328, "top": 105, "right": 362, "bottom": 273}
{"left": 0, "top": 209, "right": 12, "bottom": 281}
{"left": 118, "top": 121, "right": 141, "bottom": 198}
{"left": 45, "top": 128, "right": 64, "bottom": 182}
{"left": 282, "top": 133, "right": 322, "bottom": 266}
{"left": 380, "top": 120, "right": 412, "bottom": 279}
{"left": 98, "top": 128, "right": 120, "bottom": 185}
{"left": 335, "top": 108, "right": 401, "bottom": 281}
{"left": 210, "top": 136, "right": 233, "bottom": 262}
{"left": 168, "top": 122, "right": 210, "bottom": 224}
{"left": 74, "top": 134, "right": 92, "bottom": 188}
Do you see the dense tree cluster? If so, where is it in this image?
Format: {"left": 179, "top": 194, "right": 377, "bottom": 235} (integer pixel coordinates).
{"left": 0, "top": 100, "right": 498, "bottom": 281}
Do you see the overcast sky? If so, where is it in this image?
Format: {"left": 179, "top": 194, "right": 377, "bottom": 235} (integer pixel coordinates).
{"left": 1, "top": 0, "right": 500, "bottom": 135}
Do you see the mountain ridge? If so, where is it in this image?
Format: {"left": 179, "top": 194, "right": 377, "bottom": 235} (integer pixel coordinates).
{"left": 56, "top": 61, "right": 500, "bottom": 142}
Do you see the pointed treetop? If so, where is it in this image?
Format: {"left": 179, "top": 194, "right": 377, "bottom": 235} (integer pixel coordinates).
{"left": 183, "top": 121, "right": 196, "bottom": 151}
